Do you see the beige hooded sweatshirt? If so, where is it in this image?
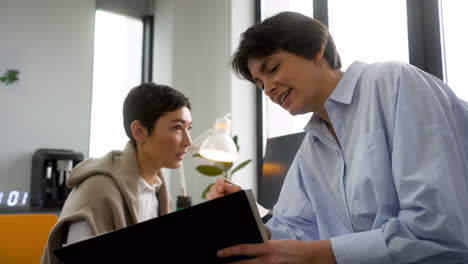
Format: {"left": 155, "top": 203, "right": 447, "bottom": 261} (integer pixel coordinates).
{"left": 40, "top": 142, "right": 173, "bottom": 264}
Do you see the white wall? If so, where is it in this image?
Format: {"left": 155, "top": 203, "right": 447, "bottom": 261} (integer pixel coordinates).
{"left": 153, "top": 0, "right": 257, "bottom": 205}
{"left": 0, "top": 0, "right": 95, "bottom": 195}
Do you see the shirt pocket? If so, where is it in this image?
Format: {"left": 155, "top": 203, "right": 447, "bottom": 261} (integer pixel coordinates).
{"left": 347, "top": 129, "right": 400, "bottom": 232}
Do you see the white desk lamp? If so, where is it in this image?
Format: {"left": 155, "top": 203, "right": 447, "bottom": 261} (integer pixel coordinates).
{"left": 198, "top": 114, "right": 238, "bottom": 163}
{"left": 178, "top": 113, "right": 238, "bottom": 202}
{"left": 177, "top": 114, "right": 269, "bottom": 217}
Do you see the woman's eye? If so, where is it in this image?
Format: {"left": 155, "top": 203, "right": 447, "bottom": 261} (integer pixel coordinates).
{"left": 270, "top": 64, "right": 278, "bottom": 73}
{"left": 174, "top": 125, "right": 182, "bottom": 130}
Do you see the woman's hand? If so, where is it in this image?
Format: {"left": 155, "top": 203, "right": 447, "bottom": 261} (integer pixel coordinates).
{"left": 205, "top": 176, "right": 242, "bottom": 200}
{"left": 217, "top": 239, "right": 337, "bottom": 264}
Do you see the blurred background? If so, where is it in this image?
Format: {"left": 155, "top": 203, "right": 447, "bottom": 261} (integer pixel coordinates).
{"left": 0, "top": 0, "right": 466, "bottom": 213}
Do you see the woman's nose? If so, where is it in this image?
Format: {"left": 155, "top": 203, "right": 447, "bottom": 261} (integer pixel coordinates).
{"left": 184, "top": 130, "right": 192, "bottom": 147}
{"left": 263, "top": 78, "right": 276, "bottom": 97}
{"left": 263, "top": 81, "right": 276, "bottom": 98}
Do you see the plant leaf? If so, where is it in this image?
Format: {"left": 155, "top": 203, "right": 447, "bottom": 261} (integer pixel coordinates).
{"left": 201, "top": 183, "right": 215, "bottom": 199}
{"left": 192, "top": 153, "right": 202, "bottom": 158}
{"left": 230, "top": 159, "right": 252, "bottom": 177}
{"left": 196, "top": 165, "right": 223, "bottom": 176}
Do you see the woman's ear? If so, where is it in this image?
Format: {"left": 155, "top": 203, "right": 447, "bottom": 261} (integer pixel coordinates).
{"left": 130, "top": 120, "right": 147, "bottom": 145}
{"left": 315, "top": 44, "right": 325, "bottom": 65}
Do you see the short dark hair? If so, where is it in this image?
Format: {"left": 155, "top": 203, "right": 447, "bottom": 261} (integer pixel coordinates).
{"left": 231, "top": 11, "right": 341, "bottom": 83}
{"left": 123, "top": 83, "right": 191, "bottom": 146}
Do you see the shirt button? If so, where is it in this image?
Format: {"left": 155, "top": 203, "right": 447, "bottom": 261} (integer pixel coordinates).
{"left": 332, "top": 113, "right": 336, "bottom": 119}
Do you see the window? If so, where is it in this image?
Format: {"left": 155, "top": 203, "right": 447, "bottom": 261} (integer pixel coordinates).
{"left": 328, "top": 0, "right": 409, "bottom": 70}
{"left": 440, "top": 1, "right": 468, "bottom": 101}
{"left": 89, "top": 10, "right": 143, "bottom": 158}
{"left": 261, "top": 0, "right": 313, "bottom": 19}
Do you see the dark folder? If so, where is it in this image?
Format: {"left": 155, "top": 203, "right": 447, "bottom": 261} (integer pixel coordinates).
{"left": 53, "top": 189, "right": 267, "bottom": 263}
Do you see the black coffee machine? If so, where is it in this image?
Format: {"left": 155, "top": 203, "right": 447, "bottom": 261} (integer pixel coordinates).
{"left": 30, "top": 148, "right": 84, "bottom": 209}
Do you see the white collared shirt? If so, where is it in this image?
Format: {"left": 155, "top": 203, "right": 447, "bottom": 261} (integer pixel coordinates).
{"left": 66, "top": 176, "right": 162, "bottom": 245}
{"left": 137, "top": 175, "right": 161, "bottom": 222}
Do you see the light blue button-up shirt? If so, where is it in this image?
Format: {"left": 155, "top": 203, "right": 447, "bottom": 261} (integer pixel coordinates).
{"left": 267, "top": 61, "right": 468, "bottom": 264}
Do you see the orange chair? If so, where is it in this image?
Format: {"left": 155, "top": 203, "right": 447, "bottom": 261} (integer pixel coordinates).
{"left": 0, "top": 213, "right": 58, "bottom": 264}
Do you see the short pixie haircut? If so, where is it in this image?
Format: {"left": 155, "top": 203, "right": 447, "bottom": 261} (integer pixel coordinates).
{"left": 123, "top": 83, "right": 191, "bottom": 146}
{"left": 231, "top": 11, "right": 341, "bottom": 84}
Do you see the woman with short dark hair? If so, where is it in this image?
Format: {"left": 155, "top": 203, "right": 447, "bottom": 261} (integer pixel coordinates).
{"left": 41, "top": 83, "right": 193, "bottom": 264}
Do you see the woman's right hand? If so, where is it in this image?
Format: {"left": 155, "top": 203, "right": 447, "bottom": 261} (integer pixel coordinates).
{"left": 205, "top": 177, "right": 242, "bottom": 200}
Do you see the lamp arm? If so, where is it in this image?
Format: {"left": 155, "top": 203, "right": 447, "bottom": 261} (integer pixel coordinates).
{"left": 178, "top": 113, "right": 232, "bottom": 197}
{"left": 178, "top": 127, "right": 214, "bottom": 197}
{"left": 179, "top": 161, "right": 188, "bottom": 197}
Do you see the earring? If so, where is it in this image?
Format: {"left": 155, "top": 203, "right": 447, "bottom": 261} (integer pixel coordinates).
{"left": 315, "top": 60, "right": 322, "bottom": 65}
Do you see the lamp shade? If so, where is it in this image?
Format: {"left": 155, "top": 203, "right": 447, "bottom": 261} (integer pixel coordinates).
{"left": 198, "top": 115, "right": 237, "bottom": 162}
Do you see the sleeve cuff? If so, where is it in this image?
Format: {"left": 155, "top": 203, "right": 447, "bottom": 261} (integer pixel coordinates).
{"left": 331, "top": 229, "right": 393, "bottom": 264}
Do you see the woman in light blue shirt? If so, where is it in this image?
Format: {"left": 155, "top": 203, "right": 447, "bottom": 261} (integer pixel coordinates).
{"left": 208, "top": 11, "right": 468, "bottom": 264}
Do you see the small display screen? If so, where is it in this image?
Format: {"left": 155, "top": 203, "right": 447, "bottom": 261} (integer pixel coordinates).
{"left": 0, "top": 190, "right": 29, "bottom": 208}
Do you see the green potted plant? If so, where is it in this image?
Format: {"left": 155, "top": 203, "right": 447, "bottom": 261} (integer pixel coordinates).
{"left": 0, "top": 69, "right": 20, "bottom": 85}
{"left": 194, "top": 135, "right": 252, "bottom": 199}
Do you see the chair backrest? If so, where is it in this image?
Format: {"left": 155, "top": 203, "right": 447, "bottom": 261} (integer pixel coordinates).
{"left": 0, "top": 213, "right": 58, "bottom": 264}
